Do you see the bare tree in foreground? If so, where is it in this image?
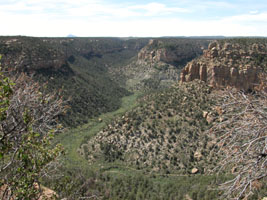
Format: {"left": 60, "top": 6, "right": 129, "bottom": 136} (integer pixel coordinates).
{"left": 0, "top": 71, "right": 65, "bottom": 199}
{"left": 210, "top": 88, "right": 267, "bottom": 199}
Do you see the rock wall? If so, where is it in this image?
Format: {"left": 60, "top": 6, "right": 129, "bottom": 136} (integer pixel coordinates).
{"left": 138, "top": 40, "right": 178, "bottom": 64}
{"left": 119, "top": 38, "right": 209, "bottom": 91}
{"left": 180, "top": 40, "right": 267, "bottom": 91}
{"left": 137, "top": 39, "right": 207, "bottom": 67}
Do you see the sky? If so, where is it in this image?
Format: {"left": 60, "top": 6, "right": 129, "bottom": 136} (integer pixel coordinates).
{"left": 0, "top": 0, "right": 266, "bottom": 37}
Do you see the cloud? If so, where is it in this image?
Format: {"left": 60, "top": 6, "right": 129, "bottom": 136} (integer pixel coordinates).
{"left": 222, "top": 12, "right": 267, "bottom": 23}
{"left": 129, "top": 3, "right": 189, "bottom": 16}
{"left": 0, "top": 0, "right": 103, "bottom": 16}
{"left": 60, "top": 1, "right": 189, "bottom": 18}
{"left": 0, "top": 0, "right": 266, "bottom": 37}
{"left": 250, "top": 10, "right": 259, "bottom": 14}
{"left": 174, "top": 0, "right": 236, "bottom": 13}
{"left": 0, "top": 1, "right": 43, "bottom": 14}
{"left": 65, "top": 2, "right": 141, "bottom": 18}
{"left": 0, "top": 0, "right": 187, "bottom": 18}
{"left": 1, "top": 14, "right": 265, "bottom": 37}
{"left": 201, "top": 1, "right": 236, "bottom": 9}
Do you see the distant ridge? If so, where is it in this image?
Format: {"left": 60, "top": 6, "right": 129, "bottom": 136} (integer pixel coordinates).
{"left": 160, "top": 36, "right": 226, "bottom": 39}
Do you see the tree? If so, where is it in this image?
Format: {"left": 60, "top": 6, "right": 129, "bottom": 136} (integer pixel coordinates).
{"left": 210, "top": 88, "right": 267, "bottom": 199}
{"left": 0, "top": 64, "right": 65, "bottom": 199}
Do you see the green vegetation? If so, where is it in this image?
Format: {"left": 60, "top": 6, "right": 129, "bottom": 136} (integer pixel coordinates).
{"left": 0, "top": 67, "right": 63, "bottom": 199}
{"left": 112, "top": 38, "right": 211, "bottom": 92}
{"left": 0, "top": 36, "right": 212, "bottom": 126}
{"left": 1, "top": 37, "right": 266, "bottom": 199}
{"left": 82, "top": 80, "right": 217, "bottom": 174}
{"left": 56, "top": 171, "right": 232, "bottom": 200}
{"left": 217, "top": 37, "right": 267, "bottom": 48}
{"left": 54, "top": 93, "right": 141, "bottom": 169}
{"left": 216, "top": 38, "right": 267, "bottom": 72}
{"left": 0, "top": 37, "right": 149, "bottom": 127}
{"left": 35, "top": 55, "right": 132, "bottom": 126}
{"left": 47, "top": 85, "right": 230, "bottom": 199}
{"left": 146, "top": 38, "right": 210, "bottom": 66}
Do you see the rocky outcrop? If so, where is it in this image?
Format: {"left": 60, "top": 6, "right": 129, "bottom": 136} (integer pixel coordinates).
{"left": 138, "top": 39, "right": 208, "bottom": 67}
{"left": 138, "top": 40, "right": 178, "bottom": 64}
{"left": 117, "top": 38, "right": 209, "bottom": 91}
{"left": 114, "top": 59, "right": 180, "bottom": 91}
{"left": 180, "top": 40, "right": 267, "bottom": 91}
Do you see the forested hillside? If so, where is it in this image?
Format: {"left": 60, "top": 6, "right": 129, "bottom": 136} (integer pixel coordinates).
{"left": 0, "top": 37, "right": 149, "bottom": 126}
{"left": 110, "top": 38, "right": 210, "bottom": 91}
{"left": 80, "top": 80, "right": 217, "bottom": 174}
{"left": 1, "top": 37, "right": 266, "bottom": 200}
{"left": 0, "top": 36, "right": 210, "bottom": 126}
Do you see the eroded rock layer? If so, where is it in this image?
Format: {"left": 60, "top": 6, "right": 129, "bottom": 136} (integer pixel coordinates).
{"left": 180, "top": 39, "right": 267, "bottom": 91}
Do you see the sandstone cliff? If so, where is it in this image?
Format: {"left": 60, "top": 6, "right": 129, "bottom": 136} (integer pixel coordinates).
{"left": 116, "top": 38, "right": 209, "bottom": 91}
{"left": 180, "top": 39, "right": 267, "bottom": 91}
{"left": 138, "top": 39, "right": 207, "bottom": 66}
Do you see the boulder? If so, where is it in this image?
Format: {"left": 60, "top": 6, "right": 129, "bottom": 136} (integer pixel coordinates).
{"left": 208, "top": 41, "right": 218, "bottom": 50}
{"left": 206, "top": 113, "right": 214, "bottom": 124}
{"left": 231, "top": 167, "right": 237, "bottom": 174}
{"left": 191, "top": 168, "right": 199, "bottom": 174}
{"left": 202, "top": 111, "right": 208, "bottom": 118}
{"left": 194, "top": 151, "right": 202, "bottom": 160}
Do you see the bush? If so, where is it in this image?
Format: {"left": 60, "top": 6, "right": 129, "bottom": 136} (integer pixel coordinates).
{"left": 0, "top": 65, "right": 64, "bottom": 199}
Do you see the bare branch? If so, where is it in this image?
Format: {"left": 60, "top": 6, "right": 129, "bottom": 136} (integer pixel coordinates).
{"left": 210, "top": 89, "right": 267, "bottom": 199}
{"left": 0, "top": 72, "right": 65, "bottom": 199}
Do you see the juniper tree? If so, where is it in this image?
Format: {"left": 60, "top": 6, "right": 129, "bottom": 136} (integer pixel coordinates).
{"left": 0, "top": 65, "right": 65, "bottom": 199}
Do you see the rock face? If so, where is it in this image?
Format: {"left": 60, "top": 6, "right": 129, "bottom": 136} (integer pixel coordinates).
{"left": 138, "top": 40, "right": 178, "bottom": 64}
{"left": 180, "top": 40, "right": 267, "bottom": 91}
{"left": 138, "top": 39, "right": 207, "bottom": 66}
{"left": 117, "top": 38, "right": 209, "bottom": 91}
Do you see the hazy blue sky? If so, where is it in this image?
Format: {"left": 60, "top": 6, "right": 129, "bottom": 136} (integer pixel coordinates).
{"left": 0, "top": 0, "right": 266, "bottom": 37}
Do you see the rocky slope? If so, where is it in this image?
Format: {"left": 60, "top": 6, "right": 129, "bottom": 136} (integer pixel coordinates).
{"left": 0, "top": 37, "right": 66, "bottom": 72}
{"left": 111, "top": 38, "right": 210, "bottom": 91}
{"left": 180, "top": 38, "right": 267, "bottom": 91}
{"left": 0, "top": 37, "right": 212, "bottom": 125}
{"left": 79, "top": 80, "right": 221, "bottom": 174}
{"left": 0, "top": 36, "right": 148, "bottom": 126}
{"left": 138, "top": 39, "right": 207, "bottom": 66}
